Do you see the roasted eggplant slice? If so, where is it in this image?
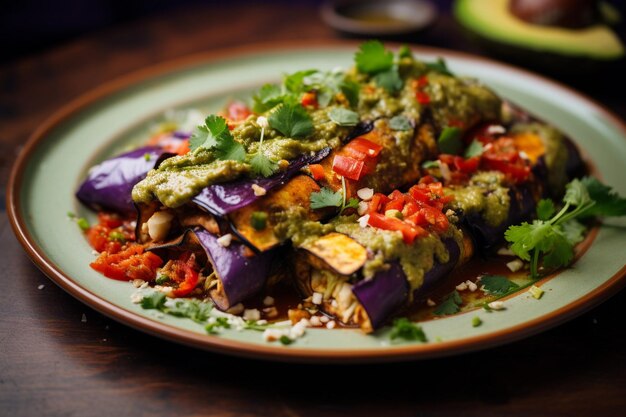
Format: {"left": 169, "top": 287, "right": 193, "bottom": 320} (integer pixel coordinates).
{"left": 76, "top": 146, "right": 175, "bottom": 215}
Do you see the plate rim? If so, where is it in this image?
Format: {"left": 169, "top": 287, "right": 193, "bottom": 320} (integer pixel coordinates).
{"left": 7, "top": 39, "right": 626, "bottom": 363}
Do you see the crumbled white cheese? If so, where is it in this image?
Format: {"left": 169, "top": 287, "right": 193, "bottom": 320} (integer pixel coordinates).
{"left": 217, "top": 233, "right": 233, "bottom": 247}
{"left": 357, "top": 201, "right": 370, "bottom": 216}
{"left": 357, "top": 187, "right": 374, "bottom": 201}
{"left": 487, "top": 125, "right": 505, "bottom": 135}
{"left": 263, "top": 328, "right": 284, "bottom": 342}
{"left": 319, "top": 315, "right": 330, "bottom": 323}
{"left": 256, "top": 116, "right": 269, "bottom": 128}
{"left": 488, "top": 301, "right": 505, "bottom": 310}
{"left": 467, "top": 280, "right": 478, "bottom": 292}
{"left": 426, "top": 298, "right": 436, "bottom": 307}
{"left": 357, "top": 214, "right": 370, "bottom": 228}
{"left": 251, "top": 184, "right": 266, "bottom": 196}
{"left": 263, "top": 296, "right": 275, "bottom": 306}
{"left": 243, "top": 309, "right": 261, "bottom": 321}
{"left": 309, "top": 316, "right": 322, "bottom": 326}
{"left": 497, "top": 246, "right": 515, "bottom": 256}
{"left": 263, "top": 307, "right": 278, "bottom": 318}
{"left": 326, "top": 320, "right": 336, "bottom": 329}
{"left": 37, "top": 284, "right": 45, "bottom": 290}
{"left": 147, "top": 211, "right": 174, "bottom": 242}
{"left": 311, "top": 292, "right": 323, "bottom": 305}
{"left": 455, "top": 282, "right": 468, "bottom": 291}
{"left": 132, "top": 279, "right": 146, "bottom": 288}
{"left": 506, "top": 259, "right": 524, "bottom": 272}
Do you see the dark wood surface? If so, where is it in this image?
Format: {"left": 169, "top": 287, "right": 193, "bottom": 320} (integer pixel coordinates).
{"left": 2, "top": 2, "right": 625, "bottom": 416}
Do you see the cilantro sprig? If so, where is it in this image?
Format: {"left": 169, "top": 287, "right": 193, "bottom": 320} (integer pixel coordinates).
{"left": 354, "top": 40, "right": 404, "bottom": 93}
{"left": 309, "top": 176, "right": 358, "bottom": 214}
{"left": 189, "top": 115, "right": 246, "bottom": 161}
{"left": 505, "top": 177, "right": 626, "bottom": 278}
{"left": 389, "top": 318, "right": 427, "bottom": 342}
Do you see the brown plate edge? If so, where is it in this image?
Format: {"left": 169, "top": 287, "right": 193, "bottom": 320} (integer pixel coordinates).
{"left": 6, "top": 39, "right": 626, "bottom": 363}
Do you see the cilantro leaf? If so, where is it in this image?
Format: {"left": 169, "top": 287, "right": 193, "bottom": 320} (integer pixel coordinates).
{"left": 561, "top": 219, "right": 586, "bottom": 246}
{"left": 541, "top": 230, "right": 574, "bottom": 269}
{"left": 269, "top": 103, "right": 314, "bottom": 138}
{"left": 505, "top": 221, "right": 551, "bottom": 261}
{"left": 165, "top": 299, "right": 213, "bottom": 323}
{"left": 579, "top": 176, "right": 626, "bottom": 218}
{"left": 389, "top": 115, "right": 412, "bottom": 131}
{"left": 564, "top": 178, "right": 591, "bottom": 207}
{"left": 343, "top": 197, "right": 360, "bottom": 212}
{"left": 374, "top": 68, "right": 403, "bottom": 93}
{"left": 536, "top": 199, "right": 556, "bottom": 221}
{"left": 189, "top": 115, "right": 245, "bottom": 162}
{"left": 329, "top": 107, "right": 359, "bottom": 126}
{"left": 389, "top": 318, "right": 427, "bottom": 342}
{"left": 140, "top": 292, "right": 166, "bottom": 310}
{"left": 284, "top": 69, "right": 318, "bottom": 93}
{"left": 340, "top": 80, "right": 360, "bottom": 108}
{"left": 205, "top": 317, "right": 231, "bottom": 334}
{"left": 437, "top": 126, "right": 463, "bottom": 155}
{"left": 425, "top": 57, "right": 453, "bottom": 76}
{"left": 355, "top": 40, "right": 394, "bottom": 74}
{"left": 190, "top": 115, "right": 230, "bottom": 151}
{"left": 433, "top": 290, "right": 462, "bottom": 316}
{"left": 310, "top": 187, "right": 342, "bottom": 209}
{"left": 480, "top": 275, "right": 519, "bottom": 295}
{"left": 464, "top": 139, "right": 484, "bottom": 158}
{"left": 249, "top": 152, "right": 279, "bottom": 177}
{"left": 252, "top": 83, "right": 284, "bottom": 113}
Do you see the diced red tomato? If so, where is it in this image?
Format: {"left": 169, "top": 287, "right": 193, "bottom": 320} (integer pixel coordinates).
{"left": 308, "top": 164, "right": 326, "bottom": 181}
{"left": 367, "top": 212, "right": 427, "bottom": 244}
{"left": 301, "top": 92, "right": 318, "bottom": 109}
{"left": 97, "top": 212, "right": 123, "bottom": 229}
{"left": 416, "top": 91, "right": 430, "bottom": 105}
{"left": 368, "top": 193, "right": 390, "bottom": 214}
{"left": 481, "top": 137, "right": 531, "bottom": 183}
{"left": 90, "top": 245, "right": 163, "bottom": 281}
{"left": 168, "top": 253, "right": 200, "bottom": 297}
{"left": 332, "top": 155, "right": 365, "bottom": 181}
{"left": 227, "top": 101, "right": 252, "bottom": 122}
{"left": 343, "top": 137, "right": 383, "bottom": 159}
{"left": 417, "top": 75, "right": 428, "bottom": 88}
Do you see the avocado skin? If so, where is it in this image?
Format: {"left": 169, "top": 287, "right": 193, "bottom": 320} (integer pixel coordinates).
{"left": 453, "top": 0, "right": 625, "bottom": 74}
{"left": 458, "top": 23, "right": 625, "bottom": 76}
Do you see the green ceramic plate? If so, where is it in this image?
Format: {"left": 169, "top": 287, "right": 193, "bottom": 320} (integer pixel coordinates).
{"left": 8, "top": 42, "right": 626, "bottom": 362}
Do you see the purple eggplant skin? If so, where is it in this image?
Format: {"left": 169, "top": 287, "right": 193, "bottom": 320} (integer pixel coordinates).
{"left": 462, "top": 185, "right": 535, "bottom": 253}
{"left": 192, "top": 147, "right": 332, "bottom": 217}
{"left": 193, "top": 228, "right": 277, "bottom": 310}
{"left": 76, "top": 146, "right": 174, "bottom": 215}
{"left": 352, "top": 238, "right": 461, "bottom": 330}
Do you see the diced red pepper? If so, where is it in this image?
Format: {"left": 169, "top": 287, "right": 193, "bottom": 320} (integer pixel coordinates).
{"left": 416, "top": 91, "right": 430, "bottom": 105}
{"left": 301, "top": 92, "right": 318, "bottom": 109}
{"left": 169, "top": 254, "right": 200, "bottom": 297}
{"left": 368, "top": 193, "right": 389, "bottom": 214}
{"left": 332, "top": 155, "right": 365, "bottom": 181}
{"left": 90, "top": 245, "right": 163, "bottom": 281}
{"left": 367, "top": 212, "right": 427, "bottom": 244}
{"left": 308, "top": 164, "right": 326, "bottom": 181}
{"left": 343, "top": 137, "right": 383, "bottom": 159}
{"left": 227, "top": 101, "right": 252, "bottom": 122}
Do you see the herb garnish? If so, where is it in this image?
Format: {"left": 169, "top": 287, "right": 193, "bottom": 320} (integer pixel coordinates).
{"left": 425, "top": 57, "right": 454, "bottom": 76}
{"left": 464, "top": 139, "right": 484, "bottom": 158}
{"left": 434, "top": 290, "right": 462, "bottom": 315}
{"left": 505, "top": 177, "right": 626, "bottom": 278}
{"left": 437, "top": 126, "right": 463, "bottom": 155}
{"left": 189, "top": 115, "right": 246, "bottom": 162}
{"left": 140, "top": 292, "right": 213, "bottom": 323}
{"left": 480, "top": 275, "right": 519, "bottom": 295}
{"left": 355, "top": 40, "right": 394, "bottom": 74}
{"left": 268, "top": 102, "right": 314, "bottom": 138}
{"left": 389, "top": 115, "right": 412, "bottom": 131}
{"left": 329, "top": 107, "right": 359, "bottom": 126}
{"left": 249, "top": 117, "right": 279, "bottom": 177}
{"left": 205, "top": 317, "right": 231, "bottom": 334}
{"left": 309, "top": 176, "right": 358, "bottom": 213}
{"left": 389, "top": 318, "right": 427, "bottom": 342}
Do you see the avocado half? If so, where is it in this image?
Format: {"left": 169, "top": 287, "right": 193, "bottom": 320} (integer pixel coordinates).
{"left": 454, "top": 0, "right": 624, "bottom": 62}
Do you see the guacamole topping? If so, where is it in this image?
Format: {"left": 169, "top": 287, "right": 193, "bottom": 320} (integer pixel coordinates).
{"left": 132, "top": 51, "right": 501, "bottom": 208}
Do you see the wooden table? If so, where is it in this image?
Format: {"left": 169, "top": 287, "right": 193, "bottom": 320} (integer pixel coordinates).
{"left": 2, "top": 2, "right": 625, "bottom": 416}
